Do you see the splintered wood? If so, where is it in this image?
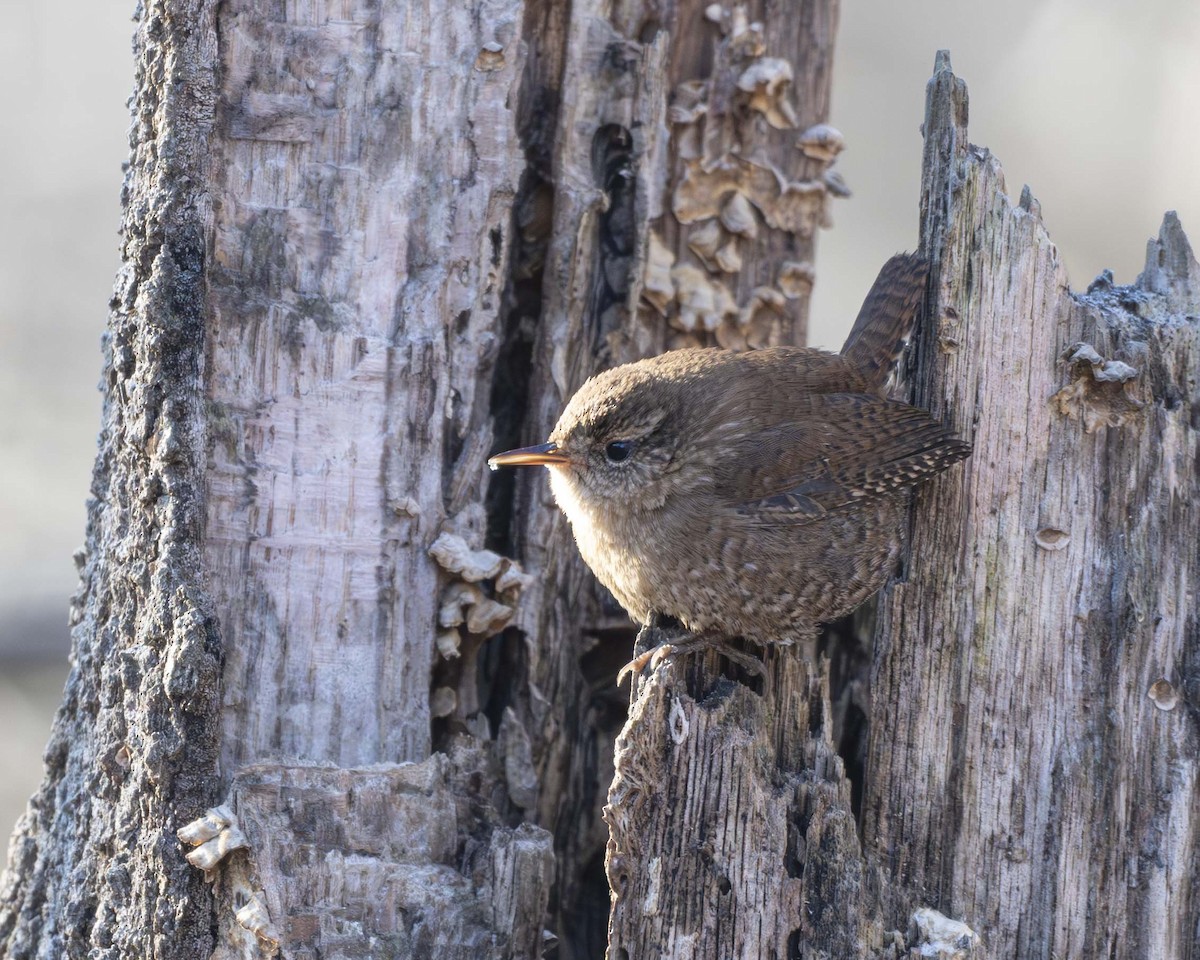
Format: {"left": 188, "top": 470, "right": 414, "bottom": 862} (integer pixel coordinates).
{"left": 865, "top": 52, "right": 1200, "bottom": 959}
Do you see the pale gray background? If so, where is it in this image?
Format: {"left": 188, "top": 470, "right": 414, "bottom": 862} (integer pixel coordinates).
{"left": 2, "top": 0, "right": 1197, "bottom": 854}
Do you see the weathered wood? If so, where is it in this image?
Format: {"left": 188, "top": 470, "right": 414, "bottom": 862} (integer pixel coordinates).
{"left": 4, "top": 1, "right": 850, "bottom": 956}
{"left": 14, "top": 5, "right": 1192, "bottom": 960}
{"left": 207, "top": 0, "right": 531, "bottom": 770}
{"left": 4, "top": 1, "right": 559, "bottom": 956}
{"left": 865, "top": 51, "right": 1200, "bottom": 958}
{"left": 532, "top": 4, "right": 873, "bottom": 957}
{"left": 602, "top": 48, "right": 1200, "bottom": 960}
{"left": 500, "top": 2, "right": 845, "bottom": 954}
{"left": 197, "top": 1, "right": 560, "bottom": 954}
{"left": 606, "top": 642, "right": 879, "bottom": 958}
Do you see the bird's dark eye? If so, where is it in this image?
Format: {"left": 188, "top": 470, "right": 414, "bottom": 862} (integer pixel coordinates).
{"left": 604, "top": 440, "right": 635, "bottom": 464}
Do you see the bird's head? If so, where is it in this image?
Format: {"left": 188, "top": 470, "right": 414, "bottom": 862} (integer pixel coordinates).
{"left": 489, "top": 354, "right": 714, "bottom": 516}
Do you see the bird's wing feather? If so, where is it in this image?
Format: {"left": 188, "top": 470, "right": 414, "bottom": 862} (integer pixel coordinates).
{"left": 713, "top": 393, "right": 970, "bottom": 524}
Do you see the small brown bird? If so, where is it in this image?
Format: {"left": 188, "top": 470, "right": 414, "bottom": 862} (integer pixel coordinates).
{"left": 490, "top": 255, "right": 970, "bottom": 675}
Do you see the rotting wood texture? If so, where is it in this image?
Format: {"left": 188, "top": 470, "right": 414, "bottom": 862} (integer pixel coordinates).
{"left": 1, "top": 1, "right": 844, "bottom": 957}
{"left": 200, "top": 0, "right": 559, "bottom": 955}
{"left": 603, "top": 50, "right": 1200, "bottom": 960}
{"left": 5, "top": 1, "right": 1195, "bottom": 959}
{"left": 501, "top": 2, "right": 843, "bottom": 955}
{"left": 862, "top": 51, "right": 1200, "bottom": 959}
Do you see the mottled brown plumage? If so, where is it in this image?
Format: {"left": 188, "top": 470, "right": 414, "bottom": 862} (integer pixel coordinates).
{"left": 490, "top": 254, "right": 970, "bottom": 671}
{"left": 841, "top": 253, "right": 929, "bottom": 391}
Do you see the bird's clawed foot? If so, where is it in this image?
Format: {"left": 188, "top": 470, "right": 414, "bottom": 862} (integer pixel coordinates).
{"left": 617, "top": 616, "right": 766, "bottom": 685}
{"left": 616, "top": 642, "right": 683, "bottom": 686}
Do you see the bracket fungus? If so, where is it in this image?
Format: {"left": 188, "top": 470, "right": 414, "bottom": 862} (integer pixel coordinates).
{"left": 797, "top": 123, "right": 845, "bottom": 164}
{"left": 1051, "top": 341, "right": 1143, "bottom": 432}
{"left": 737, "top": 58, "right": 796, "bottom": 128}
{"left": 429, "top": 530, "right": 532, "bottom": 658}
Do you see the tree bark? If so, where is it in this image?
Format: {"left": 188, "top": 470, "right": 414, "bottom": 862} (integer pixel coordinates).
{"left": 0, "top": 2, "right": 222, "bottom": 956}
{"left": 0, "top": 1, "right": 841, "bottom": 958}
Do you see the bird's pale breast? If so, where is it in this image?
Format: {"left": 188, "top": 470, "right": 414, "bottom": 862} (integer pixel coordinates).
{"left": 557, "top": 469, "right": 907, "bottom": 645}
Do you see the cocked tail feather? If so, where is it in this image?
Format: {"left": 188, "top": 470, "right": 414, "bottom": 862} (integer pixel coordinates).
{"left": 841, "top": 253, "right": 929, "bottom": 392}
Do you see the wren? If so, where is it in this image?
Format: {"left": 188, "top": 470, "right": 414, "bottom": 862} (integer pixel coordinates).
{"left": 489, "top": 254, "right": 970, "bottom": 675}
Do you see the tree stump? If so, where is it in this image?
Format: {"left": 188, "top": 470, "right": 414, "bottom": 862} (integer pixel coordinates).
{"left": 865, "top": 51, "right": 1200, "bottom": 959}
{"left": 3, "top": 0, "right": 1195, "bottom": 954}
{"left": 603, "top": 50, "right": 1200, "bottom": 960}
{"left": 0, "top": 2, "right": 842, "bottom": 958}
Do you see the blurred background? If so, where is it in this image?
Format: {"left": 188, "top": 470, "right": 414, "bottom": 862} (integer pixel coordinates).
{"left": 2, "top": 0, "right": 1197, "bottom": 857}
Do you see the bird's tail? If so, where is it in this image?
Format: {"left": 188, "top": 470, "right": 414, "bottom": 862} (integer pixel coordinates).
{"left": 840, "top": 253, "right": 929, "bottom": 392}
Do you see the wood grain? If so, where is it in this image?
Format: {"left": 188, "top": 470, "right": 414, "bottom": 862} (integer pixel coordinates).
{"left": 865, "top": 52, "right": 1200, "bottom": 959}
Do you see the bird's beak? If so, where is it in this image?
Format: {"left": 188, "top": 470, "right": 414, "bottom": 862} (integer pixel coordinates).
{"left": 488, "top": 441, "right": 569, "bottom": 470}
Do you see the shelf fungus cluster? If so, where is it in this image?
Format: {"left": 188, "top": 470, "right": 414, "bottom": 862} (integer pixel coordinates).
{"left": 178, "top": 805, "right": 280, "bottom": 957}
{"left": 1051, "top": 341, "right": 1144, "bottom": 432}
{"left": 641, "top": 3, "right": 846, "bottom": 349}
{"left": 428, "top": 530, "right": 533, "bottom": 718}
{"left": 643, "top": 233, "right": 816, "bottom": 351}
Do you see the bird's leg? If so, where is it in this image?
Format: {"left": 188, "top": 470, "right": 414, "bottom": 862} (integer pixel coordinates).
{"left": 618, "top": 614, "right": 766, "bottom": 685}
{"left": 617, "top": 614, "right": 680, "bottom": 685}
{"left": 646, "top": 633, "right": 766, "bottom": 675}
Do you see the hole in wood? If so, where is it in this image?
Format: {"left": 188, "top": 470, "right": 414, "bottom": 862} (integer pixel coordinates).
{"left": 785, "top": 808, "right": 810, "bottom": 879}
{"left": 589, "top": 124, "right": 637, "bottom": 337}
{"left": 479, "top": 628, "right": 526, "bottom": 739}
{"left": 553, "top": 848, "right": 611, "bottom": 960}
{"left": 638, "top": 18, "right": 662, "bottom": 42}
{"left": 818, "top": 614, "right": 872, "bottom": 825}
